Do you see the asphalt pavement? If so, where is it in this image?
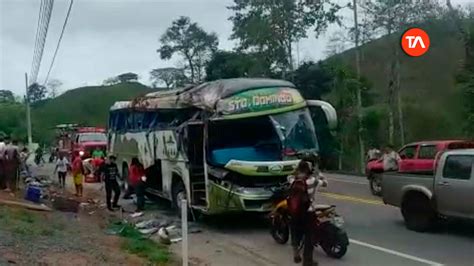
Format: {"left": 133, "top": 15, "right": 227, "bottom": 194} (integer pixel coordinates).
{"left": 190, "top": 173, "right": 474, "bottom": 266}
{"left": 34, "top": 161, "right": 474, "bottom": 265}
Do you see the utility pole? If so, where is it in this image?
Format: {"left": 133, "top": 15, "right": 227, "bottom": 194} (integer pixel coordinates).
{"left": 25, "top": 73, "right": 33, "bottom": 147}
{"left": 353, "top": 0, "right": 365, "bottom": 174}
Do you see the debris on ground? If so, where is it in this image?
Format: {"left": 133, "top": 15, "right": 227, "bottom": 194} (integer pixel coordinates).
{"left": 51, "top": 196, "right": 80, "bottom": 213}
{"left": 130, "top": 211, "right": 144, "bottom": 218}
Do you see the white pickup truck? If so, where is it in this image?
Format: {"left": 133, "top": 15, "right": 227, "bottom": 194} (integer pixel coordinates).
{"left": 382, "top": 149, "right": 474, "bottom": 232}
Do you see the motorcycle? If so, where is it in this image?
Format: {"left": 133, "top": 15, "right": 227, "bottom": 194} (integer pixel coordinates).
{"left": 269, "top": 185, "right": 349, "bottom": 259}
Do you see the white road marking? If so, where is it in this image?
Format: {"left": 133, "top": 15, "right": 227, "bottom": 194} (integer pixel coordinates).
{"left": 349, "top": 238, "right": 444, "bottom": 266}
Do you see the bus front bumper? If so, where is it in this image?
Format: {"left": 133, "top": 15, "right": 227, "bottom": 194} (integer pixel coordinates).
{"left": 207, "top": 181, "right": 275, "bottom": 213}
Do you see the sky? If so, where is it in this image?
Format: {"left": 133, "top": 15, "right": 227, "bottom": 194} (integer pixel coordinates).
{"left": 0, "top": 0, "right": 472, "bottom": 95}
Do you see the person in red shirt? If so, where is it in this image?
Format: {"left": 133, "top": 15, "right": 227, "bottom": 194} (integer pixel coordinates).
{"left": 124, "top": 157, "right": 146, "bottom": 212}
{"left": 72, "top": 152, "right": 85, "bottom": 197}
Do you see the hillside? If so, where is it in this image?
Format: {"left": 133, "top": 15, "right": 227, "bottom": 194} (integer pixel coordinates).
{"left": 31, "top": 82, "right": 155, "bottom": 142}
{"left": 328, "top": 19, "right": 467, "bottom": 145}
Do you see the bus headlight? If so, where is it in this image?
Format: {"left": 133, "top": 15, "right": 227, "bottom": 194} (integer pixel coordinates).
{"left": 79, "top": 151, "right": 85, "bottom": 156}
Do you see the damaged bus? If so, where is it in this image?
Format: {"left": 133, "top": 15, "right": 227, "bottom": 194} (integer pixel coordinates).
{"left": 108, "top": 78, "right": 337, "bottom": 215}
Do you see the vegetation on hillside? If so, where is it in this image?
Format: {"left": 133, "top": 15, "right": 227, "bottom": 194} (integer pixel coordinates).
{"left": 30, "top": 82, "right": 154, "bottom": 143}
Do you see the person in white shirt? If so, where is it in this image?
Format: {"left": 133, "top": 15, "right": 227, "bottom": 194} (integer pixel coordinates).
{"left": 367, "top": 146, "right": 381, "bottom": 161}
{"left": 54, "top": 154, "right": 70, "bottom": 188}
{"left": 382, "top": 144, "right": 401, "bottom": 171}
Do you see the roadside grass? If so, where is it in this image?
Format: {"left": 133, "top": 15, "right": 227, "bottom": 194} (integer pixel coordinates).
{"left": 108, "top": 220, "right": 170, "bottom": 265}
{"left": 0, "top": 206, "right": 64, "bottom": 237}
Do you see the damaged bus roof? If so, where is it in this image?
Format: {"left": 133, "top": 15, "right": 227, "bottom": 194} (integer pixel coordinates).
{"left": 110, "top": 78, "right": 306, "bottom": 118}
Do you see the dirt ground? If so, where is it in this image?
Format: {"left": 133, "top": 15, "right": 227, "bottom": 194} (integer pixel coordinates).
{"left": 0, "top": 176, "right": 163, "bottom": 266}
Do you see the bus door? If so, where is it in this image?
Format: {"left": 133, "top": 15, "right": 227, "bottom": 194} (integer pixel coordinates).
{"left": 184, "top": 121, "right": 206, "bottom": 207}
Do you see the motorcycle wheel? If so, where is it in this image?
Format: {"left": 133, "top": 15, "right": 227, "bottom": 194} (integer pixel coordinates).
{"left": 319, "top": 224, "right": 348, "bottom": 259}
{"left": 270, "top": 215, "right": 289, "bottom": 245}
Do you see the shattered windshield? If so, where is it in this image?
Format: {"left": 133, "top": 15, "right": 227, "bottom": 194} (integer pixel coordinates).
{"left": 270, "top": 108, "right": 319, "bottom": 153}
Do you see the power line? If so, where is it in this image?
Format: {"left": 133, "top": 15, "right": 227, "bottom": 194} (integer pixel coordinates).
{"left": 30, "top": 0, "right": 49, "bottom": 83}
{"left": 44, "top": 0, "right": 74, "bottom": 85}
{"left": 29, "top": 0, "right": 54, "bottom": 85}
{"left": 30, "top": 0, "right": 45, "bottom": 79}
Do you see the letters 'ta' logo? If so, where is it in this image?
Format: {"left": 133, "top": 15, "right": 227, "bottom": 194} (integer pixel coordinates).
{"left": 401, "top": 28, "right": 430, "bottom": 57}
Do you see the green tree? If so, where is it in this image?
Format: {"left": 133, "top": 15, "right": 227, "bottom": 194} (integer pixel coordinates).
{"left": 117, "top": 72, "right": 139, "bottom": 83}
{"left": 205, "top": 50, "right": 271, "bottom": 81}
{"left": 27, "top": 83, "right": 47, "bottom": 103}
{"left": 0, "top": 90, "right": 15, "bottom": 103}
{"left": 229, "top": 0, "right": 340, "bottom": 76}
{"left": 158, "top": 16, "right": 218, "bottom": 83}
{"left": 361, "top": 0, "right": 442, "bottom": 145}
{"left": 150, "top": 67, "right": 187, "bottom": 88}
{"left": 292, "top": 61, "right": 333, "bottom": 100}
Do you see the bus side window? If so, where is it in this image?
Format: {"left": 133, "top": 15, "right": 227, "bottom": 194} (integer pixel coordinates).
{"left": 156, "top": 110, "right": 175, "bottom": 129}
{"left": 126, "top": 111, "right": 134, "bottom": 131}
{"left": 144, "top": 111, "right": 158, "bottom": 129}
{"left": 134, "top": 112, "right": 145, "bottom": 130}
{"left": 116, "top": 111, "right": 127, "bottom": 132}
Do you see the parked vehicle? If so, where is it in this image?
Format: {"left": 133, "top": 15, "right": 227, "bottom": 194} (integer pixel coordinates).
{"left": 367, "top": 140, "right": 474, "bottom": 196}
{"left": 269, "top": 191, "right": 348, "bottom": 258}
{"left": 382, "top": 149, "right": 474, "bottom": 232}
{"left": 53, "top": 124, "right": 107, "bottom": 161}
{"left": 108, "top": 78, "right": 337, "bottom": 216}
{"left": 52, "top": 124, "right": 107, "bottom": 182}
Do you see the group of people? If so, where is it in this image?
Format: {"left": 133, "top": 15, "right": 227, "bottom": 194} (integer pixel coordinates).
{"left": 0, "top": 137, "right": 29, "bottom": 193}
{"left": 54, "top": 151, "right": 146, "bottom": 213}
{"left": 367, "top": 144, "right": 401, "bottom": 171}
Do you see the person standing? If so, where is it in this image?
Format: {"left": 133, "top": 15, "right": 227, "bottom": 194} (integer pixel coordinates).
{"left": 287, "top": 160, "right": 327, "bottom": 266}
{"left": 382, "top": 144, "right": 401, "bottom": 171}
{"left": 367, "top": 145, "right": 381, "bottom": 161}
{"left": 98, "top": 155, "right": 121, "bottom": 211}
{"left": 0, "top": 136, "right": 6, "bottom": 189}
{"left": 71, "top": 153, "right": 85, "bottom": 197}
{"left": 19, "top": 147, "right": 31, "bottom": 179}
{"left": 123, "top": 157, "right": 146, "bottom": 212}
{"left": 4, "top": 139, "right": 20, "bottom": 192}
{"left": 54, "top": 153, "right": 69, "bottom": 189}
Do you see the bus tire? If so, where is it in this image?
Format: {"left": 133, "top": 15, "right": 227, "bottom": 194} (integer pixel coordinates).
{"left": 171, "top": 179, "right": 196, "bottom": 220}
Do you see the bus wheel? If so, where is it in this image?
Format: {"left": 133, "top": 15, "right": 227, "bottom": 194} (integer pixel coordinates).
{"left": 172, "top": 181, "right": 186, "bottom": 213}
{"left": 172, "top": 180, "right": 196, "bottom": 220}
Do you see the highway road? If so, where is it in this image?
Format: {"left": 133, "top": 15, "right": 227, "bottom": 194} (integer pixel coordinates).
{"left": 36, "top": 162, "right": 474, "bottom": 265}
{"left": 176, "top": 173, "right": 474, "bottom": 266}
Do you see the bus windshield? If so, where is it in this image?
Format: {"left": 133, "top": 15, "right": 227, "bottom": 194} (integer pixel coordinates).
{"left": 208, "top": 108, "right": 319, "bottom": 165}
{"left": 78, "top": 133, "right": 107, "bottom": 143}
{"left": 270, "top": 108, "right": 318, "bottom": 153}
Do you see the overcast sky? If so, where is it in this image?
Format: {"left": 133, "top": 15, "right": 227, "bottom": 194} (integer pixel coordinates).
{"left": 0, "top": 0, "right": 471, "bottom": 95}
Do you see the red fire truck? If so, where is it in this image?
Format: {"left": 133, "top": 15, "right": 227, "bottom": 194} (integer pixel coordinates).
{"left": 53, "top": 125, "right": 107, "bottom": 182}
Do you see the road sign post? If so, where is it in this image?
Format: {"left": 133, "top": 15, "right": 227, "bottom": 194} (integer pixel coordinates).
{"left": 181, "top": 199, "right": 188, "bottom": 266}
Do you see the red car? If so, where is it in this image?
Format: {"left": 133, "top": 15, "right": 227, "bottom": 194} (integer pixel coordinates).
{"left": 367, "top": 140, "right": 474, "bottom": 196}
